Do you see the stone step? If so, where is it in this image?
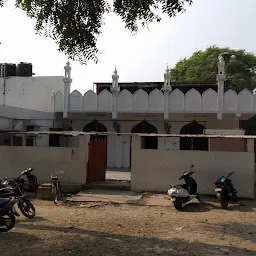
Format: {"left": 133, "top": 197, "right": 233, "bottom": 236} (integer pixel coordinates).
{"left": 84, "top": 181, "right": 131, "bottom": 191}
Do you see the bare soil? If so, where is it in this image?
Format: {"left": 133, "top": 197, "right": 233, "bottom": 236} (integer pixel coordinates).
{"left": 0, "top": 198, "right": 255, "bottom": 256}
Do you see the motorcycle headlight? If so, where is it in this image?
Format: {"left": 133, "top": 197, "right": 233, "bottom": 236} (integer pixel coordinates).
{"left": 221, "top": 177, "right": 226, "bottom": 183}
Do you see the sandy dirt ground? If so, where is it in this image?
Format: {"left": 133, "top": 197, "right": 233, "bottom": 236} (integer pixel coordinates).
{"left": 0, "top": 198, "right": 255, "bottom": 256}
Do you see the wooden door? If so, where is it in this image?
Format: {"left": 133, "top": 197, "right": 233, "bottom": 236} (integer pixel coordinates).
{"left": 87, "top": 137, "right": 107, "bottom": 183}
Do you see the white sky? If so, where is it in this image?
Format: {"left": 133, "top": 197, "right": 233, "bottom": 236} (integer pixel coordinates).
{"left": 0, "top": 0, "right": 256, "bottom": 93}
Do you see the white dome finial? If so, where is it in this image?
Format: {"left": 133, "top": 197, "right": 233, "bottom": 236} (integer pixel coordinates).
{"left": 112, "top": 65, "right": 119, "bottom": 87}
{"left": 64, "top": 59, "right": 71, "bottom": 78}
{"left": 164, "top": 66, "right": 171, "bottom": 88}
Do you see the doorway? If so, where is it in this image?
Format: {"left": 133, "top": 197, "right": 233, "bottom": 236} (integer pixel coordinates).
{"left": 131, "top": 120, "right": 158, "bottom": 149}
{"left": 180, "top": 121, "right": 208, "bottom": 151}
{"left": 83, "top": 120, "right": 108, "bottom": 183}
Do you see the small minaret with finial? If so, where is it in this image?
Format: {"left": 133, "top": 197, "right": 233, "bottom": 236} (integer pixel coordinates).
{"left": 216, "top": 54, "right": 226, "bottom": 120}
{"left": 164, "top": 65, "right": 171, "bottom": 89}
{"left": 112, "top": 66, "right": 119, "bottom": 87}
{"left": 63, "top": 60, "right": 72, "bottom": 118}
{"left": 162, "top": 65, "right": 172, "bottom": 120}
{"left": 110, "top": 66, "right": 120, "bottom": 119}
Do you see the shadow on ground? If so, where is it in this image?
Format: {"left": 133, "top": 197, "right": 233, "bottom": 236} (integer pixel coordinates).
{"left": 187, "top": 196, "right": 256, "bottom": 213}
{"left": 202, "top": 222, "right": 256, "bottom": 244}
{"left": 0, "top": 222, "right": 254, "bottom": 256}
{"left": 181, "top": 201, "right": 217, "bottom": 212}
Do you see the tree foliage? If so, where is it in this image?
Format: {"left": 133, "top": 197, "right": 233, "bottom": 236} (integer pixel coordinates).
{"left": 0, "top": 0, "right": 192, "bottom": 64}
{"left": 170, "top": 46, "right": 256, "bottom": 92}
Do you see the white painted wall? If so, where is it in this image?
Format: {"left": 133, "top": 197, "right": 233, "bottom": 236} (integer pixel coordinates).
{"left": 70, "top": 113, "right": 241, "bottom": 169}
{"left": 0, "top": 76, "right": 64, "bottom": 112}
{"left": 0, "top": 135, "right": 89, "bottom": 184}
{"left": 131, "top": 136, "right": 255, "bottom": 198}
{"left": 205, "top": 129, "right": 245, "bottom": 135}
{"left": 55, "top": 88, "right": 256, "bottom": 114}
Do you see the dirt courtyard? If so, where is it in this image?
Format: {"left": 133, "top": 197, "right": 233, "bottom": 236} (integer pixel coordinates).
{"left": 0, "top": 198, "right": 255, "bottom": 256}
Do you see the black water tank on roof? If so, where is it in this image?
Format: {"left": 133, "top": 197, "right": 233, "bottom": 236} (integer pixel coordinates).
{"left": 0, "top": 63, "right": 17, "bottom": 77}
{"left": 16, "top": 62, "right": 33, "bottom": 77}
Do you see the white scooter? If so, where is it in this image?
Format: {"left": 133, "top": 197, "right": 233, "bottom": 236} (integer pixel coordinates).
{"left": 167, "top": 165, "right": 200, "bottom": 210}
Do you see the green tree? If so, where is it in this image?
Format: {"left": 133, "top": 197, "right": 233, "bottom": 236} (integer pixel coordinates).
{"left": 170, "top": 46, "right": 256, "bottom": 92}
{"left": 0, "top": 0, "right": 192, "bottom": 64}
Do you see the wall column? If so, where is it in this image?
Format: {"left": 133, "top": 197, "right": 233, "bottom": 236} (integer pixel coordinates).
{"left": 216, "top": 55, "right": 226, "bottom": 120}
{"left": 162, "top": 66, "right": 172, "bottom": 120}
{"left": 110, "top": 66, "right": 120, "bottom": 119}
{"left": 63, "top": 61, "right": 72, "bottom": 118}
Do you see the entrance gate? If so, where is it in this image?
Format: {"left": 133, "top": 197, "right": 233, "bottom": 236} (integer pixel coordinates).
{"left": 84, "top": 120, "right": 108, "bottom": 183}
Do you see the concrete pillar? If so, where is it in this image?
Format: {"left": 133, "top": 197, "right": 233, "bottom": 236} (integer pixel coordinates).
{"left": 163, "top": 66, "right": 172, "bottom": 120}
{"left": 51, "top": 91, "right": 56, "bottom": 112}
{"left": 63, "top": 61, "right": 72, "bottom": 118}
{"left": 110, "top": 67, "right": 120, "bottom": 119}
{"left": 111, "top": 87, "right": 120, "bottom": 119}
{"left": 216, "top": 55, "right": 226, "bottom": 120}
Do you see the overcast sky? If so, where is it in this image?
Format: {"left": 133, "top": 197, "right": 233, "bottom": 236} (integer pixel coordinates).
{"left": 0, "top": 0, "right": 255, "bottom": 93}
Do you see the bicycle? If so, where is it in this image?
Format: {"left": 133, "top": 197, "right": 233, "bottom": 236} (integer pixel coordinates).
{"left": 50, "top": 171, "right": 64, "bottom": 205}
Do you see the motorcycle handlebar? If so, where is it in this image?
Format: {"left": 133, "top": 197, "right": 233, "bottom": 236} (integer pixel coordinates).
{"left": 179, "top": 171, "right": 195, "bottom": 180}
{"left": 50, "top": 170, "right": 64, "bottom": 178}
{"left": 226, "top": 171, "right": 235, "bottom": 177}
{"left": 215, "top": 171, "right": 235, "bottom": 184}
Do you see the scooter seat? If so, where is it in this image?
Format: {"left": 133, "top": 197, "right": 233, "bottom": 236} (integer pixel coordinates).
{"left": 0, "top": 198, "right": 11, "bottom": 207}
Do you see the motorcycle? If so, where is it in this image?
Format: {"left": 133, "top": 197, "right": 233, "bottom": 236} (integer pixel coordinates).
{"left": 167, "top": 165, "right": 200, "bottom": 210}
{"left": 0, "top": 176, "right": 36, "bottom": 219}
{"left": 15, "top": 168, "right": 38, "bottom": 193}
{"left": 214, "top": 171, "right": 238, "bottom": 209}
{"left": 0, "top": 197, "right": 18, "bottom": 232}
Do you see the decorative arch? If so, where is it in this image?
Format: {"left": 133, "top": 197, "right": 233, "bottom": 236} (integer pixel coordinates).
{"left": 69, "top": 90, "right": 83, "bottom": 110}
{"left": 83, "top": 120, "right": 107, "bottom": 132}
{"left": 131, "top": 120, "right": 157, "bottom": 134}
{"left": 180, "top": 121, "right": 208, "bottom": 151}
{"left": 132, "top": 89, "right": 148, "bottom": 112}
{"left": 131, "top": 120, "right": 158, "bottom": 149}
{"left": 83, "top": 120, "right": 107, "bottom": 140}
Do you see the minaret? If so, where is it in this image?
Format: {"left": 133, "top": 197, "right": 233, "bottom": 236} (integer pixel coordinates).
{"left": 112, "top": 66, "right": 119, "bottom": 87}
{"left": 110, "top": 66, "right": 120, "bottom": 119}
{"left": 162, "top": 65, "right": 172, "bottom": 120}
{"left": 63, "top": 60, "right": 72, "bottom": 118}
{"left": 216, "top": 54, "right": 226, "bottom": 120}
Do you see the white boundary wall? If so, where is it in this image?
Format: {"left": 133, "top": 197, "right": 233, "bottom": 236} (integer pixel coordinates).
{"left": 131, "top": 136, "right": 255, "bottom": 198}
{"left": 0, "top": 135, "right": 89, "bottom": 184}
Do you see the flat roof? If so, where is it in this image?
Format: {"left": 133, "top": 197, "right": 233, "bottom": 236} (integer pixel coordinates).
{"left": 5, "top": 131, "right": 256, "bottom": 139}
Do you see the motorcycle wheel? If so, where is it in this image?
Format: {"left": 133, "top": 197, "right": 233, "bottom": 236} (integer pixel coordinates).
{"left": 219, "top": 194, "right": 229, "bottom": 210}
{"left": 0, "top": 214, "right": 16, "bottom": 232}
{"left": 173, "top": 198, "right": 183, "bottom": 210}
{"left": 19, "top": 198, "right": 36, "bottom": 219}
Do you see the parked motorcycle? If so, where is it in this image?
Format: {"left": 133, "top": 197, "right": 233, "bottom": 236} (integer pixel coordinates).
{"left": 167, "top": 165, "right": 200, "bottom": 210}
{"left": 214, "top": 171, "right": 238, "bottom": 209}
{"left": 0, "top": 197, "right": 18, "bottom": 232}
{"left": 0, "top": 175, "right": 36, "bottom": 219}
{"left": 16, "top": 168, "right": 39, "bottom": 193}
